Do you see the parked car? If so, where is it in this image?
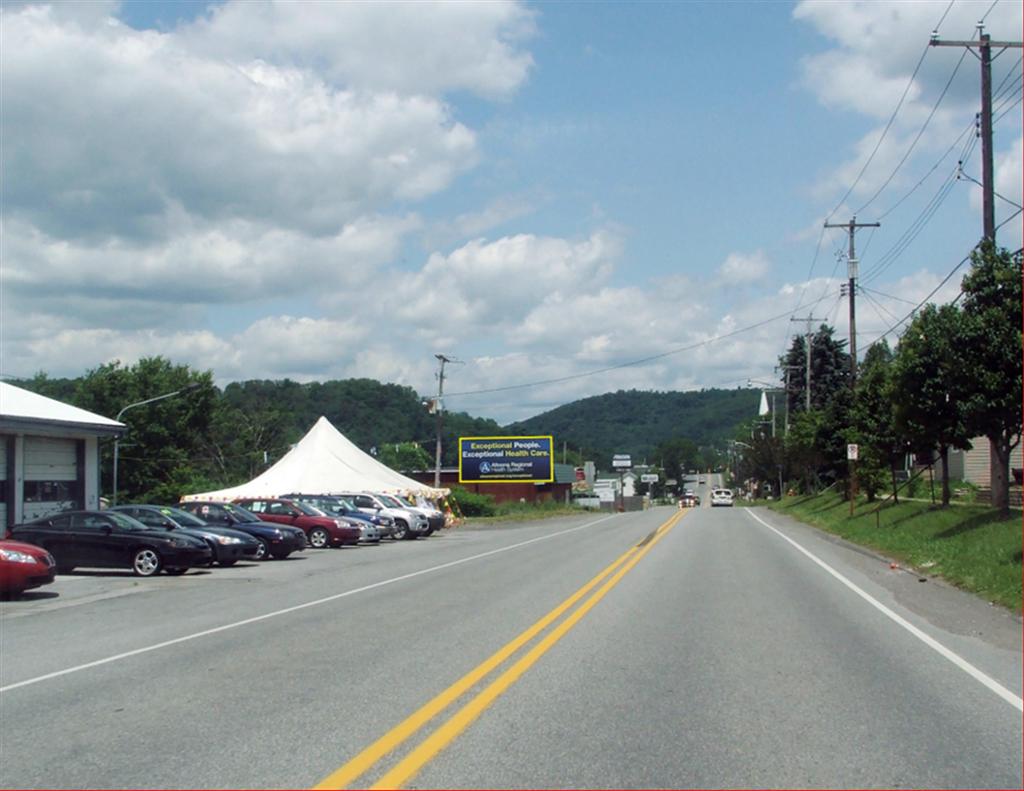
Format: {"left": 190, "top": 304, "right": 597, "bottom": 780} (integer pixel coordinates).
{"left": 232, "top": 498, "right": 362, "bottom": 549}
{"left": 177, "top": 501, "right": 307, "bottom": 560}
{"left": 110, "top": 505, "right": 259, "bottom": 566}
{"left": 0, "top": 539, "right": 56, "bottom": 597}
{"left": 390, "top": 494, "right": 445, "bottom": 534}
{"left": 9, "top": 510, "right": 212, "bottom": 577}
{"left": 710, "top": 488, "right": 735, "bottom": 507}
{"left": 337, "top": 492, "right": 430, "bottom": 539}
{"left": 283, "top": 493, "right": 397, "bottom": 540}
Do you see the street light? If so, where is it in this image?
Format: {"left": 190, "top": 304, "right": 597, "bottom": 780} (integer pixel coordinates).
{"left": 747, "top": 379, "right": 784, "bottom": 437}
{"left": 112, "top": 382, "right": 202, "bottom": 506}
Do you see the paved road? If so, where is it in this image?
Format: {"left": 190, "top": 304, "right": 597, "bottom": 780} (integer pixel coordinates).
{"left": 1, "top": 505, "right": 1020, "bottom": 789}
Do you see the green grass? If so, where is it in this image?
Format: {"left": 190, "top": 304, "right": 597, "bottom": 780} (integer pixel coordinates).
{"left": 765, "top": 492, "right": 1022, "bottom": 611}
{"left": 464, "top": 500, "right": 590, "bottom": 524}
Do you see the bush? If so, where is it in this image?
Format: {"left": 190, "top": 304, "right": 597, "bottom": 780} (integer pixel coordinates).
{"left": 449, "top": 487, "right": 496, "bottom": 517}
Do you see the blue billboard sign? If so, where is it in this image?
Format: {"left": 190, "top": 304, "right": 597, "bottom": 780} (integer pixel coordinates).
{"left": 459, "top": 436, "right": 554, "bottom": 483}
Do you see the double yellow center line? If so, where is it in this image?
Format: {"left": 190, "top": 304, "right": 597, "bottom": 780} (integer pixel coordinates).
{"left": 313, "top": 509, "right": 685, "bottom": 790}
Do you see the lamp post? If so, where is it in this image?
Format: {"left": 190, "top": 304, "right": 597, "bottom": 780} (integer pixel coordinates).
{"left": 112, "top": 382, "right": 201, "bottom": 506}
{"left": 747, "top": 379, "right": 783, "bottom": 437}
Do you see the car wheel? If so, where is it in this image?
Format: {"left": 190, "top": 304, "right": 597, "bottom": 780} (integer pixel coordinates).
{"left": 253, "top": 539, "right": 270, "bottom": 560}
{"left": 132, "top": 548, "right": 162, "bottom": 577}
{"left": 164, "top": 567, "right": 188, "bottom": 576}
{"left": 309, "top": 527, "right": 329, "bottom": 548}
{"left": 392, "top": 520, "right": 409, "bottom": 540}
{"left": 219, "top": 558, "right": 238, "bottom": 567}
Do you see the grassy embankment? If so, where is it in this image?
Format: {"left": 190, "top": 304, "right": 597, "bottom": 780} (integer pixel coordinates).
{"left": 759, "top": 491, "right": 1022, "bottom": 611}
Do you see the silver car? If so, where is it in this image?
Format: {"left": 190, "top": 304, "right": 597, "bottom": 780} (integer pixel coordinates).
{"left": 338, "top": 492, "right": 430, "bottom": 539}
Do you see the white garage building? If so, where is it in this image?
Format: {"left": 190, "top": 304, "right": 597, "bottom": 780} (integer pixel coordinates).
{"left": 0, "top": 382, "right": 124, "bottom": 528}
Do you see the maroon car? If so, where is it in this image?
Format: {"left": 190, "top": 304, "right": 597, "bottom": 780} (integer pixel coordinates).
{"left": 233, "top": 498, "right": 362, "bottom": 548}
{"left": 0, "top": 538, "right": 56, "bottom": 597}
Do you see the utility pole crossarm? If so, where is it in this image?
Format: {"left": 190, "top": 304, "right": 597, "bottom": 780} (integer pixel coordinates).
{"left": 929, "top": 40, "right": 1022, "bottom": 48}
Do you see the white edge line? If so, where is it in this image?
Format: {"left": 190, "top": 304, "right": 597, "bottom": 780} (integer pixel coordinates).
{"left": 746, "top": 508, "right": 1024, "bottom": 712}
{"left": 1, "top": 514, "right": 619, "bottom": 694}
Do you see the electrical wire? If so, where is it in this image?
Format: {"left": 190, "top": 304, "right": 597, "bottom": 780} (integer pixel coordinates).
{"left": 860, "top": 129, "right": 977, "bottom": 283}
{"left": 996, "top": 207, "right": 1023, "bottom": 232}
{"left": 877, "top": 118, "right": 975, "bottom": 220}
{"left": 994, "top": 93, "right": 1023, "bottom": 124}
{"left": 861, "top": 252, "right": 972, "bottom": 349}
{"left": 444, "top": 292, "right": 837, "bottom": 399}
{"left": 859, "top": 287, "right": 904, "bottom": 325}
{"left": 854, "top": 47, "right": 969, "bottom": 215}
{"left": 860, "top": 285, "right": 921, "bottom": 306}
{"left": 980, "top": 0, "right": 1000, "bottom": 23}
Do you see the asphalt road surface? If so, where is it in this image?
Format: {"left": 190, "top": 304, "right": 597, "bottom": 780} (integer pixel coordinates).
{"left": 1, "top": 503, "right": 1020, "bottom": 789}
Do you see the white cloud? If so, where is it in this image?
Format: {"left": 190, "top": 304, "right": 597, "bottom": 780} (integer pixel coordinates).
{"left": 793, "top": 0, "right": 1023, "bottom": 207}
{"left": 181, "top": 0, "right": 536, "bottom": 100}
{"left": 718, "top": 250, "right": 771, "bottom": 281}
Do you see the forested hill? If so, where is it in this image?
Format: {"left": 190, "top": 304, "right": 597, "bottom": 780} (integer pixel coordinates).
{"left": 506, "top": 388, "right": 760, "bottom": 464}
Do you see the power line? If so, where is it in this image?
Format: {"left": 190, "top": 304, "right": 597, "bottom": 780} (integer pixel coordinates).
{"left": 854, "top": 47, "right": 969, "bottom": 215}
{"left": 861, "top": 252, "right": 972, "bottom": 349}
{"left": 444, "top": 292, "right": 837, "bottom": 399}
{"left": 860, "top": 285, "right": 920, "bottom": 306}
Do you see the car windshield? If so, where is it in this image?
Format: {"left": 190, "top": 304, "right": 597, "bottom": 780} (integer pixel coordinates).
{"left": 393, "top": 495, "right": 415, "bottom": 507}
{"left": 377, "top": 494, "right": 402, "bottom": 508}
{"left": 155, "top": 506, "right": 208, "bottom": 527}
{"left": 106, "top": 511, "right": 148, "bottom": 531}
{"left": 222, "top": 503, "right": 262, "bottom": 522}
{"left": 296, "top": 502, "right": 328, "bottom": 516}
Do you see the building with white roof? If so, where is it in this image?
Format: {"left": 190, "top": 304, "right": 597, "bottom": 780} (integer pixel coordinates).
{"left": 0, "top": 382, "right": 124, "bottom": 527}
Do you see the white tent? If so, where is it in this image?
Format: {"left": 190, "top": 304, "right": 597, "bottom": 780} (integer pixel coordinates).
{"left": 182, "top": 416, "right": 448, "bottom": 501}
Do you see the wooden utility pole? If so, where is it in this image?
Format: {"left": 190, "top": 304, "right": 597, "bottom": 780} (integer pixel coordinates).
{"left": 930, "top": 26, "right": 1022, "bottom": 514}
{"left": 432, "top": 354, "right": 460, "bottom": 489}
{"left": 930, "top": 27, "right": 1022, "bottom": 242}
{"left": 790, "top": 316, "right": 827, "bottom": 411}
{"left": 825, "top": 216, "right": 879, "bottom": 385}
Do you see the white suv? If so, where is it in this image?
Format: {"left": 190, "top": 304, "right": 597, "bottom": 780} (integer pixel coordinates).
{"left": 339, "top": 492, "right": 430, "bottom": 539}
{"left": 710, "top": 488, "right": 734, "bottom": 507}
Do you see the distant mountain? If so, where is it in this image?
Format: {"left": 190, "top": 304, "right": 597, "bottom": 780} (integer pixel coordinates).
{"left": 504, "top": 388, "right": 760, "bottom": 465}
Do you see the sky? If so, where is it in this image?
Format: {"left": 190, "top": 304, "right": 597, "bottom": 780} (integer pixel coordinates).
{"left": 1, "top": 0, "right": 1021, "bottom": 424}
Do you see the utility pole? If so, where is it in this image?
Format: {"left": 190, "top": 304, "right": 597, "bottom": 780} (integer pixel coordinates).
{"left": 930, "top": 25, "right": 1022, "bottom": 244}
{"left": 431, "top": 354, "right": 460, "bottom": 490}
{"left": 790, "top": 316, "right": 827, "bottom": 411}
{"left": 930, "top": 25, "right": 1022, "bottom": 515}
{"left": 825, "top": 216, "right": 879, "bottom": 385}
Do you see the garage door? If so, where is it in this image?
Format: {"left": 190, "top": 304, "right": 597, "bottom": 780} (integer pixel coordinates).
{"left": 23, "top": 436, "right": 79, "bottom": 521}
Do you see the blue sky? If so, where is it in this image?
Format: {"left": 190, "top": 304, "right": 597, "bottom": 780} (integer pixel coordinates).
{"left": 2, "top": 0, "right": 1021, "bottom": 423}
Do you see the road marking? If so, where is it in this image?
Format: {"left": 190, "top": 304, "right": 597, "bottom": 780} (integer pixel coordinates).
{"left": 746, "top": 508, "right": 1024, "bottom": 712}
{"left": 315, "top": 509, "right": 682, "bottom": 790}
{"left": 0, "top": 514, "right": 619, "bottom": 694}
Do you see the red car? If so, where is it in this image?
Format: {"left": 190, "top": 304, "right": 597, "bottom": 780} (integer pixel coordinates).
{"left": 0, "top": 539, "right": 56, "bottom": 597}
{"left": 233, "top": 498, "right": 362, "bottom": 548}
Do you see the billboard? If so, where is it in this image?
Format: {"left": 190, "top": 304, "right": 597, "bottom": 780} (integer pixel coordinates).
{"left": 459, "top": 436, "right": 554, "bottom": 483}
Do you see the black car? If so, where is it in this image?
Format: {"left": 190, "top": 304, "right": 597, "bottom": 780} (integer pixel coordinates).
{"left": 110, "top": 505, "right": 260, "bottom": 566}
{"left": 178, "top": 501, "right": 307, "bottom": 560}
{"left": 9, "top": 510, "right": 212, "bottom": 577}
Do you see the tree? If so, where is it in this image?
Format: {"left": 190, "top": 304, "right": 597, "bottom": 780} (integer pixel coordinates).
{"left": 892, "top": 304, "right": 973, "bottom": 506}
{"left": 71, "top": 357, "right": 215, "bottom": 502}
{"left": 780, "top": 325, "right": 851, "bottom": 415}
{"left": 959, "top": 242, "right": 1022, "bottom": 518}
{"left": 852, "top": 340, "right": 904, "bottom": 502}
{"left": 377, "top": 442, "right": 432, "bottom": 472}
{"left": 653, "top": 437, "right": 699, "bottom": 486}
